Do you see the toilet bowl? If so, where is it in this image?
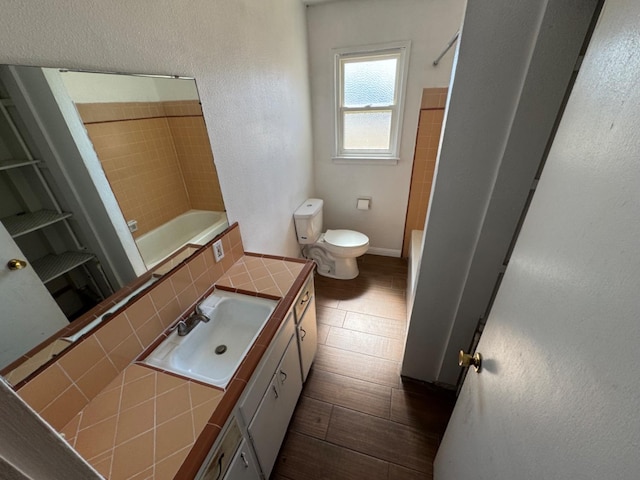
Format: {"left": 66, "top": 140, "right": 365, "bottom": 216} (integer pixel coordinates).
{"left": 294, "top": 199, "right": 369, "bottom": 280}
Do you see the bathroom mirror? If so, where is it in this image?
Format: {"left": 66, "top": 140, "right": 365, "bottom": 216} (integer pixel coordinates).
{"left": 0, "top": 65, "right": 228, "bottom": 383}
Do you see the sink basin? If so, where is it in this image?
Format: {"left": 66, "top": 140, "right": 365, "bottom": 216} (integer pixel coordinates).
{"left": 142, "top": 290, "right": 278, "bottom": 388}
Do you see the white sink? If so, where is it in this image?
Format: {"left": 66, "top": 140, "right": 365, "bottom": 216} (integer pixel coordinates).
{"left": 142, "top": 290, "right": 278, "bottom": 388}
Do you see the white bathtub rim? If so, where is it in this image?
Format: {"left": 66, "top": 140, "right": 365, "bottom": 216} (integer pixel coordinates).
{"left": 135, "top": 209, "right": 228, "bottom": 269}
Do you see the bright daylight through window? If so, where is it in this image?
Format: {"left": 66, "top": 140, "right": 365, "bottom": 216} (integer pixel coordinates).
{"left": 334, "top": 42, "right": 410, "bottom": 163}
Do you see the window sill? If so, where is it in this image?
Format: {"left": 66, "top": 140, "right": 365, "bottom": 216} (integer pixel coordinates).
{"left": 332, "top": 157, "right": 399, "bottom": 166}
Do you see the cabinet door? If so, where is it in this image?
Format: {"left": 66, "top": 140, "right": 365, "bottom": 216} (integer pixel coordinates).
{"left": 248, "top": 335, "right": 302, "bottom": 478}
{"left": 222, "top": 439, "right": 261, "bottom": 480}
{"left": 297, "top": 295, "right": 317, "bottom": 382}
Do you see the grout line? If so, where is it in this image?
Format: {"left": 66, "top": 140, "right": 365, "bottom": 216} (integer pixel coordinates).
{"left": 288, "top": 430, "right": 396, "bottom": 469}
{"left": 107, "top": 368, "right": 128, "bottom": 479}
{"left": 318, "top": 343, "right": 402, "bottom": 366}
{"left": 327, "top": 323, "right": 405, "bottom": 343}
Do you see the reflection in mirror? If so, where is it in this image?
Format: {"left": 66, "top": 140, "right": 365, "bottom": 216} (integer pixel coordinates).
{"left": 59, "top": 71, "right": 227, "bottom": 269}
{"left": 0, "top": 66, "right": 227, "bottom": 384}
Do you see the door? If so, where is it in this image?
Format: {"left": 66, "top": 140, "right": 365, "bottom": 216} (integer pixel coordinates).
{"left": 297, "top": 296, "right": 317, "bottom": 382}
{"left": 0, "top": 223, "right": 68, "bottom": 369}
{"left": 248, "top": 335, "right": 302, "bottom": 478}
{"left": 436, "top": 1, "right": 640, "bottom": 478}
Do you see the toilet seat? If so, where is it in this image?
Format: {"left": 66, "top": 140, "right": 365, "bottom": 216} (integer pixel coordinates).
{"left": 324, "top": 229, "right": 368, "bottom": 248}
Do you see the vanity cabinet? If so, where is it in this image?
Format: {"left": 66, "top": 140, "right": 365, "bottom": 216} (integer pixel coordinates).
{"left": 197, "top": 271, "right": 317, "bottom": 480}
{"left": 293, "top": 275, "right": 317, "bottom": 382}
{"left": 247, "top": 334, "right": 302, "bottom": 478}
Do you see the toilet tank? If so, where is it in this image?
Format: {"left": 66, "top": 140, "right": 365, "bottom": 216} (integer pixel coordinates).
{"left": 294, "top": 198, "right": 323, "bottom": 244}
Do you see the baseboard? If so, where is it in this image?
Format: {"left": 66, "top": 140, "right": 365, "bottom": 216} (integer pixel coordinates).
{"left": 367, "top": 247, "right": 402, "bottom": 257}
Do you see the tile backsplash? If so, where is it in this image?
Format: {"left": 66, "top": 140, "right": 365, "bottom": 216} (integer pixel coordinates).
{"left": 17, "top": 224, "right": 244, "bottom": 430}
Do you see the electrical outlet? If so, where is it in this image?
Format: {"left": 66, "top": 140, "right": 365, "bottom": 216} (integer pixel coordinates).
{"left": 213, "top": 239, "right": 224, "bottom": 262}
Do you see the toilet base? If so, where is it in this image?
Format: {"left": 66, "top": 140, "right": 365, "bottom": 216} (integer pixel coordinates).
{"left": 302, "top": 245, "right": 361, "bottom": 280}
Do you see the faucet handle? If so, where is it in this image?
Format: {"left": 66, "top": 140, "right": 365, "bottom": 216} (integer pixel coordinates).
{"left": 194, "top": 302, "right": 210, "bottom": 322}
{"left": 169, "top": 319, "right": 187, "bottom": 332}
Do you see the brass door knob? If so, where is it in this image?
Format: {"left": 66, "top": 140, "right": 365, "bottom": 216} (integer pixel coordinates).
{"left": 459, "top": 350, "right": 482, "bottom": 373}
{"left": 7, "top": 259, "right": 28, "bottom": 270}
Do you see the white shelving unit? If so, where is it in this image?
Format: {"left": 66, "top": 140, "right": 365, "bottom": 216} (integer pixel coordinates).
{"left": 0, "top": 79, "right": 111, "bottom": 316}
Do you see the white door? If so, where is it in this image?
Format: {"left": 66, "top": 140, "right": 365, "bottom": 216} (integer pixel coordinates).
{"left": 0, "top": 223, "right": 68, "bottom": 369}
{"left": 297, "top": 295, "right": 317, "bottom": 382}
{"left": 248, "top": 335, "right": 302, "bottom": 478}
{"left": 436, "top": 1, "right": 640, "bottom": 478}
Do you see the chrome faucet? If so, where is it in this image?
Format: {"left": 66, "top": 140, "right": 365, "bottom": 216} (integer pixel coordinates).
{"left": 176, "top": 303, "right": 210, "bottom": 336}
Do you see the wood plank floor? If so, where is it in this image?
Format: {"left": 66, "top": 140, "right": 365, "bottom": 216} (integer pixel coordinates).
{"left": 272, "top": 255, "right": 455, "bottom": 480}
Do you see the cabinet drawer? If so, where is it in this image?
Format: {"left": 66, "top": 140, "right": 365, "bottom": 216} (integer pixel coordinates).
{"left": 294, "top": 274, "right": 314, "bottom": 324}
{"left": 239, "top": 311, "right": 294, "bottom": 423}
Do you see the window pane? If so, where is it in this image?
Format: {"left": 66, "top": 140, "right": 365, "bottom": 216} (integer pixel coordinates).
{"left": 344, "top": 58, "right": 397, "bottom": 107}
{"left": 343, "top": 111, "right": 392, "bottom": 150}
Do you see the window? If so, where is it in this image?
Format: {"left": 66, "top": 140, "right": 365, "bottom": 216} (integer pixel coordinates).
{"left": 334, "top": 42, "right": 410, "bottom": 163}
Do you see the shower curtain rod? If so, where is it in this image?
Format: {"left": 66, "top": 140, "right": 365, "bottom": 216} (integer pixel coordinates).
{"left": 433, "top": 30, "right": 460, "bottom": 66}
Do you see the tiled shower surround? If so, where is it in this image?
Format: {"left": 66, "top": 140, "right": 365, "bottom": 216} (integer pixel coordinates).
{"left": 76, "top": 100, "right": 225, "bottom": 237}
{"left": 402, "top": 87, "right": 447, "bottom": 257}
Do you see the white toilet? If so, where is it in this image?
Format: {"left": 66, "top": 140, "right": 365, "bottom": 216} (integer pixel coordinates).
{"left": 294, "top": 198, "right": 369, "bottom": 280}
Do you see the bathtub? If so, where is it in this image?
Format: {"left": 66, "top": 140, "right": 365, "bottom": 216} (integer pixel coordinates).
{"left": 135, "top": 210, "right": 228, "bottom": 269}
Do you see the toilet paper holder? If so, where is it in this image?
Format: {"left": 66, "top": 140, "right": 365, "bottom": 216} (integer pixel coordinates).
{"left": 356, "top": 197, "right": 371, "bottom": 210}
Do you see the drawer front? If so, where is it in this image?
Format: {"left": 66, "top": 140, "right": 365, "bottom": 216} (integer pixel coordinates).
{"left": 294, "top": 274, "right": 314, "bottom": 324}
{"left": 239, "top": 311, "right": 294, "bottom": 423}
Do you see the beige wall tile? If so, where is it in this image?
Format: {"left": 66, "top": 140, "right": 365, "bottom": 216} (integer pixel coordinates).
{"left": 39, "top": 384, "right": 89, "bottom": 430}
{"left": 17, "top": 363, "right": 71, "bottom": 411}
{"left": 403, "top": 98, "right": 446, "bottom": 257}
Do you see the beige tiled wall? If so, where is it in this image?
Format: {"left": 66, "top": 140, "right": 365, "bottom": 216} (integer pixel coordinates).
{"left": 168, "top": 117, "right": 224, "bottom": 211}
{"left": 402, "top": 88, "right": 447, "bottom": 258}
{"left": 17, "top": 225, "right": 244, "bottom": 430}
{"left": 86, "top": 118, "right": 191, "bottom": 237}
{"left": 77, "top": 100, "right": 225, "bottom": 237}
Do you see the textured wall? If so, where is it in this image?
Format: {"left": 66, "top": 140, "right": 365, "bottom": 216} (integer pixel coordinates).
{"left": 402, "top": 0, "right": 595, "bottom": 383}
{"left": 437, "top": 0, "right": 640, "bottom": 477}
{"left": 307, "top": 0, "right": 465, "bottom": 254}
{"left": 0, "top": 0, "right": 313, "bottom": 257}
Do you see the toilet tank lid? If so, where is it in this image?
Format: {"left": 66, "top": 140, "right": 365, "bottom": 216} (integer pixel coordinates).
{"left": 294, "top": 198, "right": 323, "bottom": 218}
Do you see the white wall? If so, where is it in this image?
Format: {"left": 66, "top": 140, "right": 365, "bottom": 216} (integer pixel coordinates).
{"left": 436, "top": 1, "right": 640, "bottom": 477}
{"left": 0, "top": 0, "right": 313, "bottom": 258}
{"left": 402, "top": 0, "right": 595, "bottom": 383}
{"left": 307, "top": 0, "right": 465, "bottom": 254}
{"left": 60, "top": 71, "right": 199, "bottom": 103}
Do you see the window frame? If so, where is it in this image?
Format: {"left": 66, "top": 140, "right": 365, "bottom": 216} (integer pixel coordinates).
{"left": 333, "top": 41, "right": 411, "bottom": 164}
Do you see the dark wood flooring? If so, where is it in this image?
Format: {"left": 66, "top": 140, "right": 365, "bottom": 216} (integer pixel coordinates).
{"left": 272, "top": 255, "right": 455, "bottom": 480}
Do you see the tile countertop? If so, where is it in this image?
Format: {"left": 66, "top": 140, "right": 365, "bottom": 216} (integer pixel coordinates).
{"left": 60, "top": 254, "right": 314, "bottom": 480}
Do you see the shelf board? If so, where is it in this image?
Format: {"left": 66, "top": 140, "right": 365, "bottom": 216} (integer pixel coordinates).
{"left": 1, "top": 210, "right": 73, "bottom": 238}
{"left": 32, "top": 252, "right": 96, "bottom": 284}
{"left": 0, "top": 159, "right": 40, "bottom": 171}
